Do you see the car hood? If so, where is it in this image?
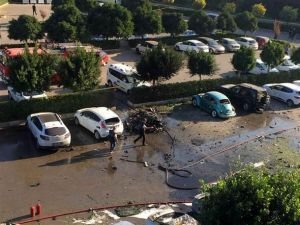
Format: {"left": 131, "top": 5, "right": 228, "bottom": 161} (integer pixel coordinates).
{"left": 211, "top": 44, "right": 225, "bottom": 50}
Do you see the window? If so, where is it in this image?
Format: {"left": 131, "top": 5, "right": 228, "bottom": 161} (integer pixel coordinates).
{"left": 86, "top": 112, "right": 100, "bottom": 122}
{"left": 45, "top": 127, "right": 66, "bottom": 136}
{"left": 231, "top": 86, "right": 240, "bottom": 94}
{"left": 32, "top": 117, "right": 42, "bottom": 131}
{"left": 220, "top": 99, "right": 230, "bottom": 104}
{"left": 105, "top": 117, "right": 120, "bottom": 125}
{"left": 109, "top": 68, "right": 122, "bottom": 80}
{"left": 281, "top": 87, "right": 293, "bottom": 93}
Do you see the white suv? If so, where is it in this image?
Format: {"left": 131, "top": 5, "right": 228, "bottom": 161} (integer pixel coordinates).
{"left": 107, "top": 63, "right": 151, "bottom": 94}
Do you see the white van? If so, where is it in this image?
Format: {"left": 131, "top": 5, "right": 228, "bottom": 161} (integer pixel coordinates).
{"left": 106, "top": 64, "right": 151, "bottom": 94}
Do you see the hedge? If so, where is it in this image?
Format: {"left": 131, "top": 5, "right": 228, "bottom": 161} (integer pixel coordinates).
{"left": 0, "top": 88, "right": 115, "bottom": 123}
{"left": 129, "top": 70, "right": 300, "bottom": 103}
{"left": 88, "top": 40, "right": 120, "bottom": 50}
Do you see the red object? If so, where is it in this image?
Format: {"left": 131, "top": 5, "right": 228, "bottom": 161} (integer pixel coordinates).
{"left": 36, "top": 203, "right": 41, "bottom": 215}
{"left": 30, "top": 206, "right": 35, "bottom": 217}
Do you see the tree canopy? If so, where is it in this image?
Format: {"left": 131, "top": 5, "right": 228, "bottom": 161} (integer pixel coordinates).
{"left": 51, "top": 0, "right": 75, "bottom": 10}
{"left": 188, "top": 51, "right": 218, "bottom": 80}
{"left": 87, "top": 4, "right": 134, "bottom": 38}
{"left": 199, "top": 167, "right": 300, "bottom": 225}
{"left": 8, "top": 15, "right": 42, "bottom": 42}
{"left": 58, "top": 47, "right": 100, "bottom": 91}
{"left": 162, "top": 13, "right": 187, "bottom": 37}
{"left": 193, "top": 0, "right": 206, "bottom": 9}
{"left": 291, "top": 47, "right": 300, "bottom": 64}
{"left": 188, "top": 10, "right": 216, "bottom": 35}
{"left": 279, "top": 6, "right": 298, "bottom": 23}
{"left": 260, "top": 41, "right": 285, "bottom": 69}
{"left": 75, "top": 0, "right": 97, "bottom": 12}
{"left": 217, "top": 12, "right": 237, "bottom": 33}
{"left": 231, "top": 46, "right": 255, "bottom": 73}
{"left": 136, "top": 45, "right": 184, "bottom": 85}
{"left": 251, "top": 3, "right": 266, "bottom": 17}
{"left": 235, "top": 11, "right": 258, "bottom": 34}
{"left": 223, "top": 2, "right": 236, "bottom": 14}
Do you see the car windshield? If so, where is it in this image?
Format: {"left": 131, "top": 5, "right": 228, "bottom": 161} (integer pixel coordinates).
{"left": 195, "top": 42, "right": 205, "bottom": 46}
{"left": 208, "top": 40, "right": 218, "bottom": 45}
{"left": 105, "top": 117, "right": 120, "bottom": 125}
{"left": 249, "top": 40, "right": 256, "bottom": 44}
{"left": 23, "top": 90, "right": 44, "bottom": 97}
{"left": 228, "top": 40, "right": 236, "bottom": 44}
{"left": 220, "top": 99, "right": 230, "bottom": 104}
{"left": 45, "top": 127, "right": 67, "bottom": 136}
{"left": 127, "top": 72, "right": 142, "bottom": 83}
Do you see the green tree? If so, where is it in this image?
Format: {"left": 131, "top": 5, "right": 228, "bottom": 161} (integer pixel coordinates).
{"left": 188, "top": 10, "right": 216, "bottom": 35}
{"left": 136, "top": 45, "right": 184, "bottom": 85}
{"left": 291, "top": 47, "right": 300, "bottom": 64}
{"left": 8, "top": 15, "right": 42, "bottom": 42}
{"left": 44, "top": 4, "right": 85, "bottom": 42}
{"left": 223, "top": 2, "right": 236, "bottom": 14}
{"left": 162, "top": 13, "right": 187, "bottom": 37}
{"left": 58, "top": 47, "right": 100, "bottom": 91}
{"left": 75, "top": 0, "right": 97, "bottom": 12}
{"left": 199, "top": 167, "right": 300, "bottom": 225}
{"left": 260, "top": 41, "right": 285, "bottom": 71}
{"left": 188, "top": 51, "right": 218, "bottom": 80}
{"left": 217, "top": 12, "right": 237, "bottom": 33}
{"left": 193, "top": 0, "right": 206, "bottom": 9}
{"left": 133, "top": 0, "right": 163, "bottom": 36}
{"left": 51, "top": 0, "right": 75, "bottom": 10}
{"left": 235, "top": 11, "right": 258, "bottom": 35}
{"left": 280, "top": 6, "right": 298, "bottom": 23}
{"left": 252, "top": 3, "right": 266, "bottom": 18}
{"left": 231, "top": 46, "right": 255, "bottom": 74}
{"left": 8, "top": 45, "right": 57, "bottom": 93}
{"left": 87, "top": 4, "right": 133, "bottom": 39}
{"left": 121, "top": 0, "right": 142, "bottom": 11}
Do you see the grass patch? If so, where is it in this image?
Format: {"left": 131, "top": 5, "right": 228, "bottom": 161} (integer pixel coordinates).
{"left": 0, "top": 0, "right": 8, "bottom": 5}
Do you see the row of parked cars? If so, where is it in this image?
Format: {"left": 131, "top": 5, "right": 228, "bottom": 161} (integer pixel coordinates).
{"left": 27, "top": 107, "right": 124, "bottom": 149}
{"left": 192, "top": 81, "right": 300, "bottom": 119}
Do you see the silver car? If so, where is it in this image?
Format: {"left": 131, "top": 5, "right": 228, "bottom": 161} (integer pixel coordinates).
{"left": 219, "top": 38, "right": 241, "bottom": 52}
{"left": 198, "top": 37, "right": 225, "bottom": 54}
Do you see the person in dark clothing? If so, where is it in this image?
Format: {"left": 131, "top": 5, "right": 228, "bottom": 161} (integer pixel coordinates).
{"left": 134, "top": 120, "right": 153, "bottom": 146}
{"left": 32, "top": 4, "right": 37, "bottom": 16}
{"left": 108, "top": 128, "right": 117, "bottom": 151}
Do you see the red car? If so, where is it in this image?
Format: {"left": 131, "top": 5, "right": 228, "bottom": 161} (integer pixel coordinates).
{"left": 256, "top": 36, "right": 269, "bottom": 49}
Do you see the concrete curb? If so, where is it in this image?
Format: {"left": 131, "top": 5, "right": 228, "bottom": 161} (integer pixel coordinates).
{"left": 127, "top": 96, "right": 191, "bottom": 108}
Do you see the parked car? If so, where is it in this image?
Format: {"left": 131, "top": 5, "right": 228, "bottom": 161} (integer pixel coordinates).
{"left": 256, "top": 36, "right": 270, "bottom": 49}
{"left": 218, "top": 83, "right": 270, "bottom": 112}
{"left": 27, "top": 112, "right": 71, "bottom": 149}
{"left": 198, "top": 37, "right": 225, "bottom": 54}
{"left": 219, "top": 38, "right": 240, "bottom": 52}
{"left": 276, "top": 55, "right": 300, "bottom": 72}
{"left": 74, "top": 107, "right": 124, "bottom": 140}
{"left": 135, "top": 40, "right": 159, "bottom": 54}
{"left": 8, "top": 86, "right": 47, "bottom": 102}
{"left": 174, "top": 40, "right": 209, "bottom": 53}
{"left": 106, "top": 63, "right": 151, "bottom": 94}
{"left": 192, "top": 91, "right": 236, "bottom": 118}
{"left": 236, "top": 37, "right": 258, "bottom": 50}
{"left": 293, "top": 80, "right": 300, "bottom": 86}
{"left": 263, "top": 83, "right": 300, "bottom": 107}
{"left": 179, "top": 29, "right": 197, "bottom": 37}
{"left": 248, "top": 59, "right": 279, "bottom": 75}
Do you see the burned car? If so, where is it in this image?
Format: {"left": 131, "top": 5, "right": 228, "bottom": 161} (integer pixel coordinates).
{"left": 218, "top": 83, "right": 270, "bottom": 112}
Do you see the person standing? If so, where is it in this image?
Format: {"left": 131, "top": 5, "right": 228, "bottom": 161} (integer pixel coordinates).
{"left": 108, "top": 127, "right": 117, "bottom": 151}
{"left": 32, "top": 4, "right": 37, "bottom": 16}
{"left": 134, "top": 120, "right": 153, "bottom": 146}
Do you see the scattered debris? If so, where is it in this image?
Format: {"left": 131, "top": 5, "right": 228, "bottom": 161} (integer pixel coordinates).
{"left": 115, "top": 205, "right": 143, "bottom": 217}
{"left": 30, "top": 182, "right": 40, "bottom": 187}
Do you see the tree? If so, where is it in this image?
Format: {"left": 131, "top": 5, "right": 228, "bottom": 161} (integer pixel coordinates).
{"left": 199, "top": 167, "right": 300, "bottom": 225}
{"left": 51, "top": 0, "right": 75, "bottom": 10}
{"left": 252, "top": 3, "right": 266, "bottom": 17}
{"left": 133, "top": 0, "right": 163, "bottom": 36}
{"left": 235, "top": 11, "right": 258, "bottom": 35}
{"left": 136, "top": 45, "right": 184, "bottom": 85}
{"left": 58, "top": 47, "right": 100, "bottom": 91}
{"left": 162, "top": 13, "right": 187, "bottom": 37}
{"left": 87, "top": 4, "right": 133, "bottom": 39}
{"left": 188, "top": 11, "right": 216, "bottom": 35}
{"left": 8, "top": 15, "right": 42, "bottom": 42}
{"left": 291, "top": 47, "right": 300, "bottom": 64}
{"left": 44, "top": 4, "right": 85, "bottom": 42}
{"left": 260, "top": 42, "right": 285, "bottom": 71}
{"left": 280, "top": 6, "right": 298, "bottom": 23}
{"left": 217, "top": 12, "right": 237, "bottom": 33}
{"left": 8, "top": 45, "right": 57, "bottom": 93}
{"left": 121, "top": 0, "right": 142, "bottom": 11}
{"left": 188, "top": 51, "right": 218, "bottom": 80}
{"left": 193, "top": 0, "right": 206, "bottom": 9}
{"left": 75, "top": 0, "right": 97, "bottom": 12}
{"left": 223, "top": 2, "right": 236, "bottom": 14}
{"left": 231, "top": 46, "right": 255, "bottom": 74}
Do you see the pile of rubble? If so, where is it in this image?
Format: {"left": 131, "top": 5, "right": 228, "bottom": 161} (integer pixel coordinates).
{"left": 125, "top": 108, "right": 164, "bottom": 134}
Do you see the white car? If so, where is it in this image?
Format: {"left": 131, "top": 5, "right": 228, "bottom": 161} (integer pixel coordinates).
{"left": 8, "top": 86, "right": 47, "bottom": 102}
{"left": 174, "top": 40, "right": 209, "bottom": 53}
{"left": 179, "top": 30, "right": 197, "bottom": 37}
{"left": 27, "top": 112, "right": 71, "bottom": 149}
{"left": 74, "top": 107, "right": 124, "bottom": 140}
{"left": 249, "top": 59, "right": 279, "bottom": 75}
{"left": 135, "top": 40, "right": 159, "bottom": 54}
{"left": 236, "top": 37, "right": 258, "bottom": 50}
{"left": 219, "top": 38, "right": 240, "bottom": 52}
{"left": 263, "top": 83, "right": 300, "bottom": 107}
{"left": 276, "top": 55, "right": 300, "bottom": 72}
{"left": 107, "top": 63, "right": 151, "bottom": 94}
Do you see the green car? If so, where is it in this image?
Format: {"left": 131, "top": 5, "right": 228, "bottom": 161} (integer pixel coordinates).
{"left": 192, "top": 91, "right": 236, "bottom": 118}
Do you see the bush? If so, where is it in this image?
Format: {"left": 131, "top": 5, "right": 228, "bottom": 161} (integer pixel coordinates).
{"left": 88, "top": 40, "right": 120, "bottom": 50}
{"left": 0, "top": 88, "right": 115, "bottom": 122}
{"left": 129, "top": 70, "right": 300, "bottom": 103}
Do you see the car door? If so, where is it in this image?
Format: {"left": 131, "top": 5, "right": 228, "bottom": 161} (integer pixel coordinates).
{"left": 280, "top": 86, "right": 293, "bottom": 102}
{"left": 201, "top": 94, "right": 211, "bottom": 112}
{"left": 230, "top": 86, "right": 241, "bottom": 104}
{"left": 189, "top": 42, "right": 196, "bottom": 52}
{"left": 86, "top": 112, "right": 100, "bottom": 133}
{"left": 271, "top": 85, "right": 282, "bottom": 99}
{"left": 30, "top": 116, "right": 43, "bottom": 138}
{"left": 181, "top": 41, "right": 188, "bottom": 51}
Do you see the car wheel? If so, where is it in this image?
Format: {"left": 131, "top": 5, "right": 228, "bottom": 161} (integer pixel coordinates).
{"left": 243, "top": 103, "right": 250, "bottom": 111}
{"left": 175, "top": 46, "right": 180, "bottom": 51}
{"left": 211, "top": 110, "right": 218, "bottom": 118}
{"left": 287, "top": 99, "right": 294, "bottom": 107}
{"left": 192, "top": 98, "right": 197, "bottom": 107}
{"left": 94, "top": 131, "right": 101, "bottom": 140}
{"left": 107, "top": 80, "right": 113, "bottom": 87}
{"left": 74, "top": 117, "right": 80, "bottom": 126}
